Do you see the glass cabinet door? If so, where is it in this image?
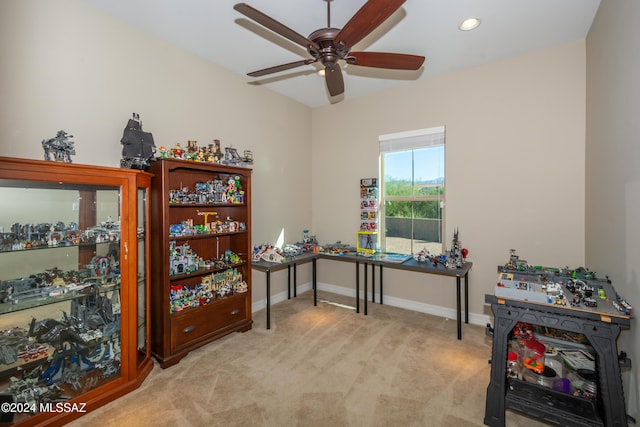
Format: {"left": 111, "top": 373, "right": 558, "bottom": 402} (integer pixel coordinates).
{"left": 137, "top": 186, "right": 149, "bottom": 366}
{"left": 0, "top": 180, "right": 124, "bottom": 422}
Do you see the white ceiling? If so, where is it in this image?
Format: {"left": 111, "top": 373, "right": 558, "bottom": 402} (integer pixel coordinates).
{"left": 80, "top": 0, "right": 601, "bottom": 108}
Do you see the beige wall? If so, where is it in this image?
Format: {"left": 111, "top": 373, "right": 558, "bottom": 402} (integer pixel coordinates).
{"left": 586, "top": 0, "right": 640, "bottom": 416}
{"left": 0, "top": 0, "right": 313, "bottom": 303}
{"left": 311, "top": 41, "right": 586, "bottom": 320}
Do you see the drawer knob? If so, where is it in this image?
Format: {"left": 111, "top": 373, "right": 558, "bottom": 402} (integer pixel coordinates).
{"left": 231, "top": 308, "right": 241, "bottom": 315}
{"left": 183, "top": 325, "right": 195, "bottom": 333}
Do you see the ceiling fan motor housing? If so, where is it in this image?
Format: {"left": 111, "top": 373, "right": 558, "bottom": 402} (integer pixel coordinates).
{"left": 308, "top": 27, "right": 348, "bottom": 68}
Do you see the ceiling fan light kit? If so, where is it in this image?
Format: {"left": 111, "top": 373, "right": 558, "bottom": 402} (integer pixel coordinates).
{"left": 233, "top": 0, "right": 425, "bottom": 101}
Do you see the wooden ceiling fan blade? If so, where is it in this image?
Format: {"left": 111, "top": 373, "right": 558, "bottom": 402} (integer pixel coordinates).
{"left": 334, "top": 0, "right": 405, "bottom": 51}
{"left": 347, "top": 52, "right": 425, "bottom": 70}
{"left": 234, "top": 3, "right": 320, "bottom": 51}
{"left": 247, "top": 59, "right": 316, "bottom": 77}
{"left": 325, "top": 65, "right": 344, "bottom": 97}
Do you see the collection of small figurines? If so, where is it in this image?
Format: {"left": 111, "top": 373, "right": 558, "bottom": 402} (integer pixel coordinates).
{"left": 169, "top": 216, "right": 246, "bottom": 237}
{"left": 170, "top": 268, "right": 247, "bottom": 313}
{"left": 169, "top": 176, "right": 245, "bottom": 205}
{"left": 1, "top": 217, "right": 122, "bottom": 253}
{"left": 41, "top": 130, "right": 75, "bottom": 163}
{"left": 40, "top": 115, "right": 255, "bottom": 170}
{"left": 158, "top": 139, "right": 253, "bottom": 167}
{"left": 169, "top": 242, "right": 244, "bottom": 277}
{"left": 120, "top": 113, "right": 156, "bottom": 170}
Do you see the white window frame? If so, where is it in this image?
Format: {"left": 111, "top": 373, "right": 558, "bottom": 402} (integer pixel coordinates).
{"left": 379, "top": 126, "right": 445, "bottom": 254}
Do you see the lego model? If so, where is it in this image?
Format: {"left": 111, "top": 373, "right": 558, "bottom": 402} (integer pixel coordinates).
{"left": 252, "top": 245, "right": 286, "bottom": 263}
{"left": 495, "top": 250, "right": 633, "bottom": 316}
{"left": 120, "top": 113, "right": 156, "bottom": 170}
{"left": 445, "top": 228, "right": 468, "bottom": 269}
{"left": 41, "top": 130, "right": 75, "bottom": 163}
{"left": 222, "top": 146, "right": 253, "bottom": 166}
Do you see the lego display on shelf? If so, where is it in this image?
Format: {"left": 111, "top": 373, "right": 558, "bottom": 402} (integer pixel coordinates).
{"left": 359, "top": 178, "right": 378, "bottom": 232}
{"left": 157, "top": 139, "right": 253, "bottom": 167}
{"left": 120, "top": 112, "right": 156, "bottom": 170}
{"left": 169, "top": 176, "right": 245, "bottom": 205}
{"left": 0, "top": 217, "right": 125, "bottom": 253}
{"left": 169, "top": 267, "right": 248, "bottom": 313}
{"left": 495, "top": 250, "right": 633, "bottom": 317}
{"left": 41, "top": 130, "right": 75, "bottom": 163}
{"left": 169, "top": 241, "right": 245, "bottom": 277}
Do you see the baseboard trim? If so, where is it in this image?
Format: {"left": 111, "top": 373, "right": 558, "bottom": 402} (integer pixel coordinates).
{"left": 252, "top": 281, "right": 490, "bottom": 327}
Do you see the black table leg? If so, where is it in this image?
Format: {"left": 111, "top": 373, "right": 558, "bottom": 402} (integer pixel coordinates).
{"left": 456, "top": 275, "right": 461, "bottom": 340}
{"left": 266, "top": 271, "right": 271, "bottom": 330}
{"left": 313, "top": 258, "right": 317, "bottom": 306}
{"left": 371, "top": 264, "right": 375, "bottom": 303}
{"left": 380, "top": 265, "right": 383, "bottom": 305}
{"left": 287, "top": 265, "right": 291, "bottom": 299}
{"left": 464, "top": 272, "right": 469, "bottom": 324}
{"left": 364, "top": 262, "right": 368, "bottom": 315}
{"left": 293, "top": 262, "right": 297, "bottom": 297}
{"left": 356, "top": 261, "right": 360, "bottom": 313}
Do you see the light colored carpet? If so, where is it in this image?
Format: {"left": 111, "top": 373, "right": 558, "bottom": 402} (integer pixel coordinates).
{"left": 67, "top": 290, "right": 547, "bottom": 426}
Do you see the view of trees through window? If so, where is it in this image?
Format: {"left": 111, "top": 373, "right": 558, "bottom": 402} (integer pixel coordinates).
{"left": 380, "top": 135, "right": 445, "bottom": 255}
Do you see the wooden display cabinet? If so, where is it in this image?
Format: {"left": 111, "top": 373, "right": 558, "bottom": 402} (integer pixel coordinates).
{"left": 0, "top": 157, "right": 153, "bottom": 426}
{"left": 149, "top": 159, "right": 252, "bottom": 368}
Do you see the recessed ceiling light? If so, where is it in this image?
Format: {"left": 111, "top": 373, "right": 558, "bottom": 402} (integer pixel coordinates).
{"left": 317, "top": 69, "right": 325, "bottom": 77}
{"left": 459, "top": 17, "right": 481, "bottom": 31}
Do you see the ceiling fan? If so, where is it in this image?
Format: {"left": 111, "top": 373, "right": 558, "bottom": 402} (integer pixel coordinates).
{"left": 233, "top": 0, "right": 425, "bottom": 98}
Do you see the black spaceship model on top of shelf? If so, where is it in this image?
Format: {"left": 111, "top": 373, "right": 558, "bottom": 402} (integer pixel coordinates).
{"left": 120, "top": 112, "right": 156, "bottom": 170}
{"left": 41, "top": 130, "right": 75, "bottom": 163}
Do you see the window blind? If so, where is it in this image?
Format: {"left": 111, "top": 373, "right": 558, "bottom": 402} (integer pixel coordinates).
{"left": 379, "top": 126, "right": 445, "bottom": 152}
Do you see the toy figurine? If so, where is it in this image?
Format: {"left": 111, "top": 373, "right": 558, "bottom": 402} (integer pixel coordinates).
{"left": 42, "top": 130, "right": 75, "bottom": 163}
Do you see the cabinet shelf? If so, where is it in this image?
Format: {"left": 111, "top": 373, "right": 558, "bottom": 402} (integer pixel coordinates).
{"left": 506, "top": 378, "right": 602, "bottom": 426}
{"left": 169, "top": 291, "right": 248, "bottom": 317}
{"left": 169, "top": 261, "right": 247, "bottom": 282}
{"left": 0, "top": 239, "right": 119, "bottom": 254}
{"left": 0, "top": 284, "right": 119, "bottom": 315}
{"left": 169, "top": 203, "right": 247, "bottom": 208}
{"left": 169, "top": 230, "right": 247, "bottom": 240}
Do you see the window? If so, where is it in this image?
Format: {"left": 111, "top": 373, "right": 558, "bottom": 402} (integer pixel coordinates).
{"left": 379, "top": 127, "right": 445, "bottom": 255}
